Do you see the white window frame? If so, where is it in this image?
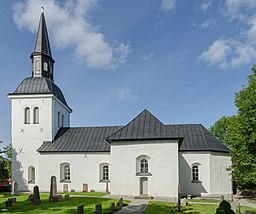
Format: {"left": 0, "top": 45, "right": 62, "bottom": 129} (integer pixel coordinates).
{"left": 191, "top": 163, "right": 201, "bottom": 183}
{"left": 33, "top": 107, "right": 39, "bottom": 124}
{"left": 136, "top": 155, "right": 152, "bottom": 176}
{"left": 99, "top": 163, "right": 109, "bottom": 182}
{"left": 28, "top": 166, "right": 35, "bottom": 184}
{"left": 60, "top": 163, "right": 71, "bottom": 183}
{"left": 24, "top": 107, "right": 30, "bottom": 124}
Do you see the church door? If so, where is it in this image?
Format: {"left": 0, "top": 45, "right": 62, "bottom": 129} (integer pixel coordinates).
{"left": 140, "top": 177, "right": 148, "bottom": 195}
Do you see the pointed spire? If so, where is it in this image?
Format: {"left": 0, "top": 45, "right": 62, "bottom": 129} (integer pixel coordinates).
{"left": 34, "top": 12, "right": 52, "bottom": 56}
{"left": 30, "top": 12, "right": 55, "bottom": 81}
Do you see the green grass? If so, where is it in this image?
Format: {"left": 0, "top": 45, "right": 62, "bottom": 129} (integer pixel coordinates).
{"left": 142, "top": 201, "right": 256, "bottom": 214}
{"left": 0, "top": 193, "right": 126, "bottom": 214}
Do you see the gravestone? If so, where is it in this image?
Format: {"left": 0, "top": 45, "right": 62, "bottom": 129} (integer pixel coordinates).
{"left": 8, "top": 198, "right": 16, "bottom": 203}
{"left": 220, "top": 195, "right": 224, "bottom": 201}
{"left": 5, "top": 200, "right": 12, "bottom": 207}
{"left": 105, "top": 181, "right": 109, "bottom": 193}
{"left": 63, "top": 184, "right": 68, "bottom": 192}
{"left": 65, "top": 194, "right": 70, "bottom": 200}
{"left": 238, "top": 203, "right": 241, "bottom": 214}
{"left": 33, "top": 185, "right": 41, "bottom": 205}
{"left": 71, "top": 189, "right": 75, "bottom": 192}
{"left": 11, "top": 181, "right": 19, "bottom": 196}
{"left": 49, "top": 176, "right": 58, "bottom": 202}
{"left": 232, "top": 199, "right": 236, "bottom": 213}
{"left": 181, "top": 198, "right": 188, "bottom": 206}
{"left": 109, "top": 202, "right": 115, "bottom": 213}
{"left": 82, "top": 183, "right": 88, "bottom": 192}
{"left": 245, "top": 211, "right": 251, "bottom": 214}
{"left": 58, "top": 194, "right": 62, "bottom": 200}
{"left": 95, "top": 204, "right": 102, "bottom": 214}
{"left": 77, "top": 204, "right": 84, "bottom": 214}
{"left": 118, "top": 198, "right": 123, "bottom": 207}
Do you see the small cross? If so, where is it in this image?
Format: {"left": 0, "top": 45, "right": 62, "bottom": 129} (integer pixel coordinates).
{"left": 20, "top": 129, "right": 24, "bottom": 132}
{"left": 40, "top": 128, "right": 44, "bottom": 132}
{"left": 84, "top": 153, "right": 87, "bottom": 158}
{"left": 18, "top": 149, "right": 23, "bottom": 154}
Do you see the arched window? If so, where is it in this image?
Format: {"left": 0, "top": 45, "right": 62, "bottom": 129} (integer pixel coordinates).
{"left": 24, "top": 107, "right": 30, "bottom": 124}
{"left": 33, "top": 107, "right": 39, "bottom": 124}
{"left": 99, "top": 163, "right": 109, "bottom": 182}
{"left": 140, "top": 159, "right": 148, "bottom": 173}
{"left": 60, "top": 163, "right": 71, "bottom": 182}
{"left": 43, "top": 62, "right": 48, "bottom": 71}
{"left": 28, "top": 166, "right": 35, "bottom": 183}
{"left": 136, "top": 155, "right": 151, "bottom": 176}
{"left": 191, "top": 163, "right": 201, "bottom": 182}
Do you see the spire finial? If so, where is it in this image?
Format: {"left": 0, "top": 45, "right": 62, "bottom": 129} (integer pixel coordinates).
{"left": 41, "top": 5, "right": 44, "bottom": 13}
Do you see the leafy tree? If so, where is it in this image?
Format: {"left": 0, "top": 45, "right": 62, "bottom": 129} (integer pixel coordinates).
{"left": 209, "top": 116, "right": 236, "bottom": 146}
{"left": 227, "top": 65, "right": 256, "bottom": 189}
{"left": 210, "top": 65, "right": 256, "bottom": 189}
{"left": 0, "top": 144, "right": 11, "bottom": 179}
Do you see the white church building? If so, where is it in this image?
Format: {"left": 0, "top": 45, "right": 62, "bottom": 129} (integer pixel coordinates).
{"left": 9, "top": 12, "right": 232, "bottom": 198}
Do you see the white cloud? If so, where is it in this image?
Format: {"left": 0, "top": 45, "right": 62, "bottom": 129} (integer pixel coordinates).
{"left": 191, "top": 18, "right": 216, "bottom": 29}
{"left": 12, "top": 0, "right": 131, "bottom": 69}
{"left": 199, "top": 38, "right": 256, "bottom": 69}
{"left": 140, "top": 52, "right": 154, "bottom": 61}
{"left": 160, "top": 0, "right": 176, "bottom": 12}
{"left": 201, "top": 1, "right": 211, "bottom": 11}
{"left": 117, "top": 87, "right": 138, "bottom": 102}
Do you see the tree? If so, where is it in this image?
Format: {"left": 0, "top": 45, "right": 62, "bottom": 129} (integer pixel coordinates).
{"left": 227, "top": 65, "right": 256, "bottom": 189}
{"left": 0, "top": 144, "right": 11, "bottom": 179}
{"left": 209, "top": 116, "right": 236, "bottom": 146}
{"left": 210, "top": 65, "right": 256, "bottom": 189}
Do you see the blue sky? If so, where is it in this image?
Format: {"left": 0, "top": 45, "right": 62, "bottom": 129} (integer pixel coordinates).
{"left": 0, "top": 0, "right": 255, "bottom": 148}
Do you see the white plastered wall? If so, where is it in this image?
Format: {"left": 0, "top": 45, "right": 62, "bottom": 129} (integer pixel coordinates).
{"left": 9, "top": 94, "right": 70, "bottom": 191}
{"left": 110, "top": 140, "right": 179, "bottom": 197}
{"left": 38, "top": 152, "right": 110, "bottom": 192}
{"left": 179, "top": 151, "right": 232, "bottom": 197}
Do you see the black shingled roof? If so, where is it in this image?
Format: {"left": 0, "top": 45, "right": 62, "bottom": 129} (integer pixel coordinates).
{"left": 9, "top": 77, "right": 70, "bottom": 108}
{"left": 37, "top": 110, "right": 229, "bottom": 153}
{"left": 106, "top": 109, "right": 180, "bottom": 141}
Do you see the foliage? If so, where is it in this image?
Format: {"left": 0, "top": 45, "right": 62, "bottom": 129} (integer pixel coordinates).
{"left": 210, "top": 65, "right": 256, "bottom": 189}
{"left": 0, "top": 144, "right": 12, "bottom": 179}
{"left": 209, "top": 116, "right": 236, "bottom": 146}
{"left": 226, "top": 65, "right": 256, "bottom": 189}
{"left": 216, "top": 200, "right": 235, "bottom": 214}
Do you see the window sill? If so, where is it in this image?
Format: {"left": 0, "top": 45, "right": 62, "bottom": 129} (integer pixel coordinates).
{"left": 60, "top": 180, "right": 71, "bottom": 183}
{"left": 99, "top": 179, "right": 110, "bottom": 183}
{"left": 28, "top": 181, "right": 35, "bottom": 184}
{"left": 136, "top": 172, "right": 152, "bottom": 176}
{"left": 191, "top": 180, "right": 202, "bottom": 183}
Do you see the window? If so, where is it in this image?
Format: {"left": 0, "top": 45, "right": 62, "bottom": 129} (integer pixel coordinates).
{"left": 58, "top": 112, "right": 61, "bottom": 127}
{"left": 99, "top": 163, "right": 109, "bottom": 182}
{"left": 140, "top": 159, "right": 148, "bottom": 173}
{"left": 33, "top": 107, "right": 39, "bottom": 124}
{"left": 136, "top": 155, "right": 152, "bottom": 176}
{"left": 60, "top": 163, "right": 71, "bottom": 182}
{"left": 28, "top": 166, "right": 35, "bottom": 183}
{"left": 24, "top": 107, "right": 30, "bottom": 124}
{"left": 191, "top": 163, "right": 201, "bottom": 182}
{"left": 43, "top": 62, "right": 48, "bottom": 71}
{"left": 62, "top": 115, "right": 64, "bottom": 127}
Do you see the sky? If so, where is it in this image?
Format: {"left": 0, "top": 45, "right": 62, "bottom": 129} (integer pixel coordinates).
{"left": 0, "top": 0, "right": 255, "bottom": 148}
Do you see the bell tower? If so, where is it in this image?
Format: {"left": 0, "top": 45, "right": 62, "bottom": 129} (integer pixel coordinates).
{"left": 31, "top": 12, "right": 55, "bottom": 80}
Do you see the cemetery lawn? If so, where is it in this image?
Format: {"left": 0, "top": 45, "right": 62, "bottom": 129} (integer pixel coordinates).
{"left": 0, "top": 193, "right": 128, "bottom": 214}
{"left": 142, "top": 201, "right": 256, "bottom": 214}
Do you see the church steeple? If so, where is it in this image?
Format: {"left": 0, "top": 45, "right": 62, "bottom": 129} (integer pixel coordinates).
{"left": 30, "top": 12, "right": 55, "bottom": 81}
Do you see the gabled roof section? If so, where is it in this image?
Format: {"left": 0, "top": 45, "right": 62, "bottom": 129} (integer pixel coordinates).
{"left": 33, "top": 12, "right": 52, "bottom": 57}
{"left": 37, "top": 126, "right": 122, "bottom": 152}
{"left": 9, "top": 77, "right": 70, "bottom": 109}
{"left": 106, "top": 109, "right": 180, "bottom": 141}
{"left": 169, "top": 124, "right": 230, "bottom": 153}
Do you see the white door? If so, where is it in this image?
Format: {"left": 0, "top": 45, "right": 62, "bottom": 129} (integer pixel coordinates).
{"left": 140, "top": 177, "right": 148, "bottom": 195}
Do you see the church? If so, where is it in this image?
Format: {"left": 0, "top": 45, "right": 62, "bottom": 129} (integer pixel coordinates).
{"left": 9, "top": 12, "right": 232, "bottom": 198}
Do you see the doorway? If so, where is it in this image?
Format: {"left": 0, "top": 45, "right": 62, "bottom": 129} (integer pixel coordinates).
{"left": 140, "top": 177, "right": 148, "bottom": 195}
